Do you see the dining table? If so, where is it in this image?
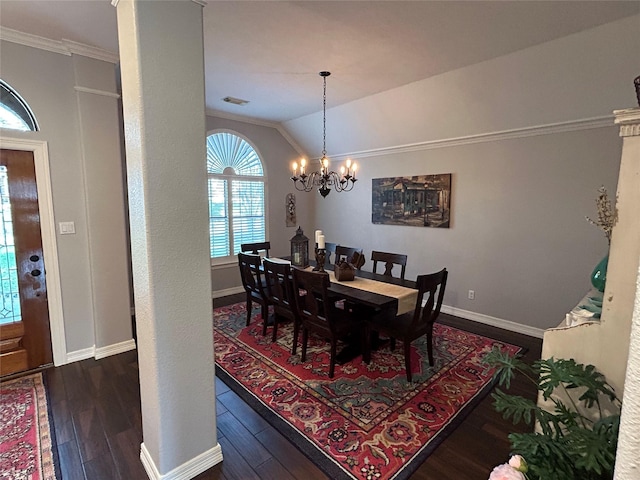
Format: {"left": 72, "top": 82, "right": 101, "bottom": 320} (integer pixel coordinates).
{"left": 273, "top": 257, "right": 418, "bottom": 364}
{"left": 325, "top": 268, "right": 417, "bottom": 364}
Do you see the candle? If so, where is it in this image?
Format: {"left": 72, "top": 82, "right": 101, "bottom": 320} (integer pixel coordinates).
{"left": 315, "top": 230, "right": 322, "bottom": 244}
{"left": 352, "top": 163, "right": 357, "bottom": 179}
{"left": 293, "top": 252, "right": 300, "bottom": 264}
{"left": 292, "top": 161, "right": 298, "bottom": 176}
{"left": 318, "top": 234, "right": 325, "bottom": 249}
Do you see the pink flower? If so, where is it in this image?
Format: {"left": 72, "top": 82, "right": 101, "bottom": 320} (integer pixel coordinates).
{"left": 489, "top": 463, "right": 526, "bottom": 480}
{"left": 509, "top": 455, "right": 528, "bottom": 473}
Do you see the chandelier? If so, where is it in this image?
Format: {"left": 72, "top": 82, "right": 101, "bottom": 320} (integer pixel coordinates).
{"left": 291, "top": 71, "right": 358, "bottom": 198}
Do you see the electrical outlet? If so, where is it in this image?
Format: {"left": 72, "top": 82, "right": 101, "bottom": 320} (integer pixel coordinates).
{"left": 468, "top": 290, "right": 475, "bottom": 300}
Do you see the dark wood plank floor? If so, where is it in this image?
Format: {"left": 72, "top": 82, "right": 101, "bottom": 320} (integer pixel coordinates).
{"left": 43, "top": 293, "right": 541, "bottom": 480}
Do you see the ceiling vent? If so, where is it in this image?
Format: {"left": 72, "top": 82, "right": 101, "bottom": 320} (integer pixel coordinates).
{"left": 222, "top": 96, "right": 249, "bottom": 106}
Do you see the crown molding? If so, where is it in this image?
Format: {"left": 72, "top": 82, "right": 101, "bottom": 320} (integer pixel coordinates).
{"left": 0, "top": 27, "right": 119, "bottom": 64}
{"left": 111, "top": 0, "right": 206, "bottom": 7}
{"left": 62, "top": 39, "right": 119, "bottom": 64}
{"left": 0, "top": 27, "right": 70, "bottom": 56}
{"left": 206, "top": 109, "right": 307, "bottom": 158}
{"left": 614, "top": 108, "right": 640, "bottom": 137}
{"left": 330, "top": 114, "right": 614, "bottom": 162}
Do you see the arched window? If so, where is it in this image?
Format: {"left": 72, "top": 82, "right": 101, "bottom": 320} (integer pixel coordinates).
{"left": 207, "top": 131, "right": 266, "bottom": 259}
{"left": 0, "top": 80, "right": 38, "bottom": 132}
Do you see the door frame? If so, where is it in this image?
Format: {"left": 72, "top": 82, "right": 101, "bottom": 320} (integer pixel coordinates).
{"left": 0, "top": 136, "right": 66, "bottom": 366}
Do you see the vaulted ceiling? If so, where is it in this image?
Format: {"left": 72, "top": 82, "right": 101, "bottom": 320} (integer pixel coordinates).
{"left": 1, "top": 1, "right": 638, "bottom": 125}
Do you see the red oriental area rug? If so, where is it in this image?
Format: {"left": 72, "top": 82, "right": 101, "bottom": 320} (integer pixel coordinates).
{"left": 0, "top": 373, "right": 58, "bottom": 480}
{"left": 214, "top": 303, "right": 522, "bottom": 480}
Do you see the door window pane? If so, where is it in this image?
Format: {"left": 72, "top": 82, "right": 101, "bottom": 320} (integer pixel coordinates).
{"left": 0, "top": 166, "right": 21, "bottom": 324}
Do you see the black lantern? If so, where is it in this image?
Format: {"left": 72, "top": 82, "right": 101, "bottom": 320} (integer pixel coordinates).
{"left": 290, "top": 226, "right": 309, "bottom": 268}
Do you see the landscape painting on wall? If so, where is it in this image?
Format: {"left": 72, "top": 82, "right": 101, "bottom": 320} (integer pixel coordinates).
{"left": 372, "top": 174, "right": 451, "bottom": 228}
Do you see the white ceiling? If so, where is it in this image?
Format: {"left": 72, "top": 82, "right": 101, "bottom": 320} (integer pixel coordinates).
{"left": 1, "top": 1, "right": 638, "bottom": 123}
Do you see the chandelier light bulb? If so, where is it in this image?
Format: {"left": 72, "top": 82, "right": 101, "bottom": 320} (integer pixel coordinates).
{"left": 346, "top": 158, "right": 352, "bottom": 169}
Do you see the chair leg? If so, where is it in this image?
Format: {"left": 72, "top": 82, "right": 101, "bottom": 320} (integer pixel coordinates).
{"left": 292, "top": 319, "right": 300, "bottom": 355}
{"left": 245, "top": 297, "right": 252, "bottom": 326}
{"left": 261, "top": 304, "right": 269, "bottom": 336}
{"left": 262, "top": 308, "right": 268, "bottom": 336}
{"left": 404, "top": 340, "right": 412, "bottom": 382}
{"left": 426, "top": 329, "right": 434, "bottom": 366}
{"left": 271, "top": 315, "right": 278, "bottom": 342}
{"left": 329, "top": 340, "right": 336, "bottom": 378}
{"left": 301, "top": 328, "right": 308, "bottom": 362}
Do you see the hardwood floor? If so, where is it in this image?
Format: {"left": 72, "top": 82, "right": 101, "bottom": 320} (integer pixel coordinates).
{"left": 44, "top": 293, "right": 541, "bottom": 480}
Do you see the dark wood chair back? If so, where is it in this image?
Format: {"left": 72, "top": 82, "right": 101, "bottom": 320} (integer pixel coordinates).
{"left": 263, "top": 259, "right": 293, "bottom": 310}
{"left": 238, "top": 252, "right": 263, "bottom": 295}
{"left": 291, "top": 269, "right": 334, "bottom": 333}
{"left": 334, "top": 245, "right": 365, "bottom": 269}
{"left": 371, "top": 251, "right": 408, "bottom": 279}
{"left": 262, "top": 258, "right": 297, "bottom": 344}
{"left": 241, "top": 241, "right": 271, "bottom": 258}
{"left": 324, "top": 242, "right": 339, "bottom": 264}
{"left": 238, "top": 252, "right": 270, "bottom": 332}
{"left": 411, "top": 268, "right": 448, "bottom": 331}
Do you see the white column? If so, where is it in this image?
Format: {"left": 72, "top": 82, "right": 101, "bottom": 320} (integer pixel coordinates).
{"left": 613, "top": 108, "right": 640, "bottom": 479}
{"left": 114, "top": 1, "right": 221, "bottom": 478}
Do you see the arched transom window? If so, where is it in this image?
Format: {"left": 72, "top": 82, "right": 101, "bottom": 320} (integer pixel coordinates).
{"left": 207, "top": 131, "right": 266, "bottom": 259}
{"left": 0, "top": 80, "right": 38, "bottom": 132}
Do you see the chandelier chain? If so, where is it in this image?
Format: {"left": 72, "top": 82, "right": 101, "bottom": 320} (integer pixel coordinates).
{"left": 322, "top": 74, "right": 327, "bottom": 158}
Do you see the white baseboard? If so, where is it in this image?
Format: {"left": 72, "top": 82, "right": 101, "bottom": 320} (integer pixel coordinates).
{"left": 65, "top": 346, "right": 95, "bottom": 363}
{"left": 212, "top": 286, "right": 244, "bottom": 299}
{"left": 95, "top": 338, "right": 137, "bottom": 359}
{"left": 441, "top": 304, "right": 545, "bottom": 339}
{"left": 65, "top": 338, "right": 137, "bottom": 364}
{"left": 140, "top": 442, "right": 223, "bottom": 480}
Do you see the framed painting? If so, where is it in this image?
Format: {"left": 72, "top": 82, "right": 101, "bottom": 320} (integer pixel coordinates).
{"left": 372, "top": 174, "right": 451, "bottom": 228}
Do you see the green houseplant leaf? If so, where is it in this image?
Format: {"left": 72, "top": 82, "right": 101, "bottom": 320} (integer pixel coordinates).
{"left": 483, "top": 350, "right": 621, "bottom": 480}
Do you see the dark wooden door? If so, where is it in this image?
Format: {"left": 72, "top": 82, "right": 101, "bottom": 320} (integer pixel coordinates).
{"left": 0, "top": 149, "right": 53, "bottom": 376}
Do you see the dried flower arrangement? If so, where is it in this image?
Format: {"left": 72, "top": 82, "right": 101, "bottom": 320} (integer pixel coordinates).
{"left": 585, "top": 186, "right": 617, "bottom": 244}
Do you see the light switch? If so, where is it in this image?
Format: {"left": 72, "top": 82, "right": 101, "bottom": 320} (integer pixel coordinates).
{"left": 59, "top": 221, "right": 76, "bottom": 235}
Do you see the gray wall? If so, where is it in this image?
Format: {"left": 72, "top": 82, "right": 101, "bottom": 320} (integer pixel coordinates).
{"left": 314, "top": 127, "right": 620, "bottom": 331}
{"left": 0, "top": 40, "right": 132, "bottom": 356}
{"left": 282, "top": 14, "right": 638, "bottom": 333}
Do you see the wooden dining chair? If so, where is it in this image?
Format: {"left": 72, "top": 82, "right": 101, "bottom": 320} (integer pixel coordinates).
{"left": 240, "top": 241, "right": 271, "bottom": 258}
{"left": 371, "top": 251, "right": 408, "bottom": 279}
{"left": 238, "top": 252, "right": 271, "bottom": 334}
{"left": 368, "top": 268, "right": 448, "bottom": 382}
{"left": 291, "top": 268, "right": 367, "bottom": 378}
{"left": 334, "top": 245, "right": 365, "bottom": 269}
{"left": 262, "top": 258, "right": 299, "bottom": 348}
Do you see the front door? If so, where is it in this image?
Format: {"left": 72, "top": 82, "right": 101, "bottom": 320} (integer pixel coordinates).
{"left": 0, "top": 149, "right": 53, "bottom": 376}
